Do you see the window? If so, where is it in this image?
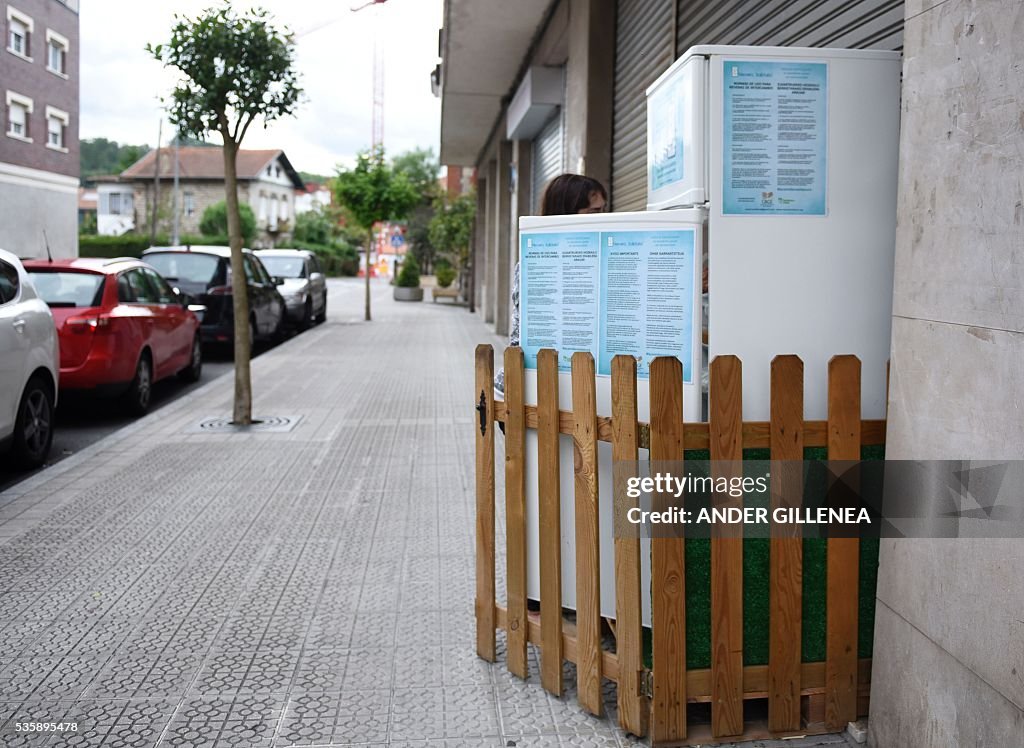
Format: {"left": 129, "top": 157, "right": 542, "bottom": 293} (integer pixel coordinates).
{"left": 143, "top": 268, "right": 176, "bottom": 303}
{"left": 184, "top": 191, "right": 195, "bottom": 217}
{"left": 5, "top": 92, "right": 33, "bottom": 141}
{"left": 116, "top": 273, "right": 134, "bottom": 303}
{"left": 26, "top": 271, "right": 104, "bottom": 307}
{"left": 6, "top": 7, "right": 32, "bottom": 59}
{"left": 0, "top": 259, "right": 20, "bottom": 305}
{"left": 125, "top": 268, "right": 157, "bottom": 303}
{"left": 45, "top": 106, "right": 68, "bottom": 151}
{"left": 45, "top": 29, "right": 68, "bottom": 76}
{"left": 108, "top": 192, "right": 122, "bottom": 215}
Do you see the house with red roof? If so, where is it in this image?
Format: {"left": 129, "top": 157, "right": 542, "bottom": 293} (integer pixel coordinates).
{"left": 101, "top": 146, "right": 305, "bottom": 247}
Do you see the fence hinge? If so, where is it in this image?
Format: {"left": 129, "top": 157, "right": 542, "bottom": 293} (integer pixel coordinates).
{"left": 638, "top": 423, "right": 651, "bottom": 450}
{"left": 476, "top": 391, "right": 488, "bottom": 437}
{"left": 640, "top": 668, "right": 654, "bottom": 699}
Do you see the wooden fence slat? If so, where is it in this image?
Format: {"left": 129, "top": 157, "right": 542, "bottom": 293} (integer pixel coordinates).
{"left": 709, "top": 356, "right": 744, "bottom": 738}
{"left": 537, "top": 349, "right": 564, "bottom": 695}
{"left": 825, "top": 355, "right": 861, "bottom": 729}
{"left": 503, "top": 347, "right": 528, "bottom": 678}
{"left": 611, "top": 355, "right": 646, "bottom": 737}
{"left": 474, "top": 344, "right": 496, "bottom": 662}
{"left": 768, "top": 355, "right": 804, "bottom": 732}
{"left": 649, "top": 356, "right": 687, "bottom": 743}
{"left": 571, "top": 352, "right": 603, "bottom": 716}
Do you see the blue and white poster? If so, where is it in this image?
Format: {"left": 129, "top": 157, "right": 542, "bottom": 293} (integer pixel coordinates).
{"left": 722, "top": 60, "right": 828, "bottom": 215}
{"left": 648, "top": 74, "right": 686, "bottom": 191}
{"left": 519, "top": 228, "right": 696, "bottom": 382}
{"left": 598, "top": 230, "right": 695, "bottom": 382}
{"left": 519, "top": 232, "right": 601, "bottom": 371}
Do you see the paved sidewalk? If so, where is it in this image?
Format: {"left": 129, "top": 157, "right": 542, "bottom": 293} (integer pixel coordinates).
{"left": 0, "top": 280, "right": 855, "bottom": 747}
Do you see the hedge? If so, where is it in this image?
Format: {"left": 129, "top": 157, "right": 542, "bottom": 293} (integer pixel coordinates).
{"left": 79, "top": 234, "right": 230, "bottom": 259}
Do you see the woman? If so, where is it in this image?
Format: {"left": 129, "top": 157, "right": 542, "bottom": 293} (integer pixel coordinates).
{"left": 496, "top": 174, "right": 608, "bottom": 397}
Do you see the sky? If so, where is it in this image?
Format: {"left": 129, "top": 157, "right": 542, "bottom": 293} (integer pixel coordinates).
{"left": 79, "top": 0, "right": 443, "bottom": 175}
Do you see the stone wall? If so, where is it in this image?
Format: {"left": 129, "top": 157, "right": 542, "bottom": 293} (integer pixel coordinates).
{"left": 869, "top": 1, "right": 1024, "bottom": 745}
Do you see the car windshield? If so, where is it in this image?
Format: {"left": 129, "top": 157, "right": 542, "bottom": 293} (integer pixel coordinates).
{"left": 144, "top": 253, "right": 221, "bottom": 290}
{"left": 27, "top": 271, "right": 105, "bottom": 308}
{"left": 260, "top": 256, "right": 307, "bottom": 279}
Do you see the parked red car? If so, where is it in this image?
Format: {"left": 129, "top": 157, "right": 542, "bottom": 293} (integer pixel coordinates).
{"left": 23, "top": 258, "right": 203, "bottom": 415}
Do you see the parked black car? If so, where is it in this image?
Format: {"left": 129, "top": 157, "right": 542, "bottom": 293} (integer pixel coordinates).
{"left": 142, "top": 246, "right": 286, "bottom": 349}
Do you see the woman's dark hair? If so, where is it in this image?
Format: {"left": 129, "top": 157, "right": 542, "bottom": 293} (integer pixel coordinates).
{"left": 540, "top": 174, "right": 608, "bottom": 216}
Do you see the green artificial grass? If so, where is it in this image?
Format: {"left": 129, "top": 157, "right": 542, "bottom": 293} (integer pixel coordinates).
{"left": 643, "top": 444, "right": 884, "bottom": 670}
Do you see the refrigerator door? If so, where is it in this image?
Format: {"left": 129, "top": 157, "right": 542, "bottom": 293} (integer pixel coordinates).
{"left": 705, "top": 47, "right": 902, "bottom": 420}
{"left": 646, "top": 52, "right": 707, "bottom": 211}
{"left": 517, "top": 208, "right": 707, "bottom": 624}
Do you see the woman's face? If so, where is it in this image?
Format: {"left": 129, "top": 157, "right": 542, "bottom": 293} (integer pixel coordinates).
{"left": 578, "top": 191, "right": 607, "bottom": 214}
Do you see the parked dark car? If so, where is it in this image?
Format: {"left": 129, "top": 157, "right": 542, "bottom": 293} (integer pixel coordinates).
{"left": 255, "top": 249, "right": 327, "bottom": 329}
{"left": 142, "top": 246, "right": 285, "bottom": 350}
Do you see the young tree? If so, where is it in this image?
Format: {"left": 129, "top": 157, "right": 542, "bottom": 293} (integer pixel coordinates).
{"left": 333, "top": 146, "right": 419, "bottom": 321}
{"left": 149, "top": 4, "right": 301, "bottom": 425}
{"left": 428, "top": 191, "right": 476, "bottom": 300}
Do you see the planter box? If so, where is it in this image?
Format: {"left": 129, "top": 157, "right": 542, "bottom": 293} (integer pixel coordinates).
{"left": 393, "top": 287, "right": 424, "bottom": 302}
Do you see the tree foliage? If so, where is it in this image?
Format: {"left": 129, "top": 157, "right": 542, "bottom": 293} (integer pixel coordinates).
{"left": 147, "top": 4, "right": 302, "bottom": 146}
{"left": 428, "top": 191, "right": 476, "bottom": 270}
{"left": 80, "top": 138, "right": 150, "bottom": 182}
{"left": 293, "top": 206, "right": 334, "bottom": 246}
{"left": 199, "top": 201, "right": 256, "bottom": 243}
{"left": 333, "top": 146, "right": 419, "bottom": 232}
{"left": 392, "top": 147, "right": 439, "bottom": 199}
{"left": 395, "top": 252, "right": 421, "bottom": 288}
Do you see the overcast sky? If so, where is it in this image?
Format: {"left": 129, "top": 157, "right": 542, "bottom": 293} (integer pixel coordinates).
{"left": 79, "top": 0, "right": 443, "bottom": 174}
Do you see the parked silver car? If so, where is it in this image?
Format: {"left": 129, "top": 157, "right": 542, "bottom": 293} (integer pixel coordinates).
{"left": 255, "top": 249, "right": 327, "bottom": 330}
{"left": 0, "top": 248, "right": 59, "bottom": 468}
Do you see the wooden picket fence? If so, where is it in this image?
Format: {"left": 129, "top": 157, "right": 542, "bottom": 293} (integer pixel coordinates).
{"left": 474, "top": 345, "right": 885, "bottom": 745}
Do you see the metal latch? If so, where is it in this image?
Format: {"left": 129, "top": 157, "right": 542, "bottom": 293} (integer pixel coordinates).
{"left": 640, "top": 668, "right": 654, "bottom": 699}
{"left": 476, "top": 391, "right": 488, "bottom": 436}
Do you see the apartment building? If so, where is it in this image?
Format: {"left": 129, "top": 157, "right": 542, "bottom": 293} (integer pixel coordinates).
{"left": 0, "top": 0, "right": 79, "bottom": 258}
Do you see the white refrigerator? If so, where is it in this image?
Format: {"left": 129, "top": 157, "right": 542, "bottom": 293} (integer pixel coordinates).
{"left": 647, "top": 45, "right": 901, "bottom": 420}
{"left": 515, "top": 45, "right": 902, "bottom": 621}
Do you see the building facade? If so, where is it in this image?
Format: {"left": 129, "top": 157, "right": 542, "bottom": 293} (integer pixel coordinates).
{"left": 0, "top": 0, "right": 79, "bottom": 258}
{"left": 439, "top": 1, "right": 1024, "bottom": 746}
{"left": 110, "top": 146, "right": 305, "bottom": 247}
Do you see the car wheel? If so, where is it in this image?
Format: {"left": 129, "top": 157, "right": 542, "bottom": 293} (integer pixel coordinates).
{"left": 11, "top": 376, "right": 54, "bottom": 469}
{"left": 315, "top": 293, "right": 327, "bottom": 324}
{"left": 124, "top": 353, "right": 153, "bottom": 417}
{"left": 300, "top": 298, "right": 313, "bottom": 331}
{"left": 178, "top": 335, "right": 203, "bottom": 383}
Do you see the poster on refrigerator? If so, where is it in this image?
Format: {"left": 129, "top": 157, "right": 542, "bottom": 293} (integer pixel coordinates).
{"left": 519, "top": 232, "right": 601, "bottom": 371}
{"left": 722, "top": 59, "right": 828, "bottom": 216}
{"left": 648, "top": 73, "right": 686, "bottom": 191}
{"left": 519, "top": 228, "right": 696, "bottom": 382}
{"left": 598, "top": 230, "right": 695, "bottom": 382}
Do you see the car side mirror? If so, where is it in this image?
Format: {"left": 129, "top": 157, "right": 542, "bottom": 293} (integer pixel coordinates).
{"left": 174, "top": 288, "right": 194, "bottom": 307}
{"left": 273, "top": 276, "right": 286, "bottom": 286}
{"left": 187, "top": 304, "right": 207, "bottom": 323}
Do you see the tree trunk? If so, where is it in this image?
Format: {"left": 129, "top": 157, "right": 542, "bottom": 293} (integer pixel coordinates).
{"left": 223, "top": 140, "right": 253, "bottom": 425}
{"left": 365, "top": 228, "right": 373, "bottom": 321}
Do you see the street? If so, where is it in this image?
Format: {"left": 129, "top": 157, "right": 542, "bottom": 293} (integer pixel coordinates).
{"left": 0, "top": 278, "right": 370, "bottom": 493}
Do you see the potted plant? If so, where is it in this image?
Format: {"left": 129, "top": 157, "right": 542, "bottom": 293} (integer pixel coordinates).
{"left": 393, "top": 253, "right": 424, "bottom": 301}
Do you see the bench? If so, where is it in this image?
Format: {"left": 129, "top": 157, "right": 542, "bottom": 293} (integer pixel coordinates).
{"left": 432, "top": 286, "right": 460, "bottom": 303}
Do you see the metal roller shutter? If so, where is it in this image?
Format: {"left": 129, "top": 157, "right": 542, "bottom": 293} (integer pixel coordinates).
{"left": 676, "top": 0, "right": 903, "bottom": 55}
{"left": 610, "top": 0, "right": 674, "bottom": 212}
{"left": 532, "top": 111, "right": 565, "bottom": 214}
{"left": 610, "top": 0, "right": 904, "bottom": 212}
